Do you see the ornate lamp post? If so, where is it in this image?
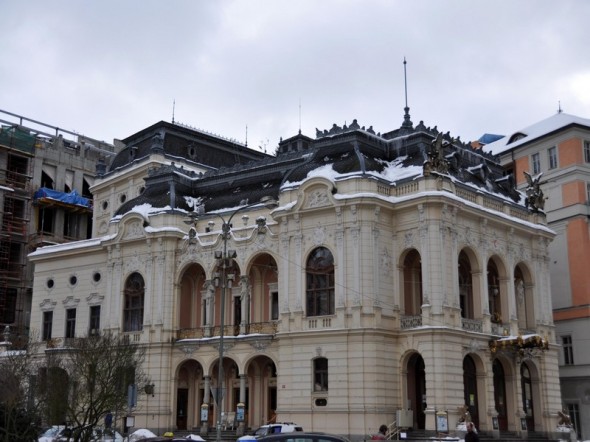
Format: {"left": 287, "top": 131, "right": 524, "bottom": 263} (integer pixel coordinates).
{"left": 186, "top": 197, "right": 277, "bottom": 442}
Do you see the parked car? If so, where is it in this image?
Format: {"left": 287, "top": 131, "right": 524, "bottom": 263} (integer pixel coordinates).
{"left": 256, "top": 432, "right": 350, "bottom": 442}
{"left": 38, "top": 425, "right": 123, "bottom": 441}
{"left": 238, "top": 423, "right": 304, "bottom": 442}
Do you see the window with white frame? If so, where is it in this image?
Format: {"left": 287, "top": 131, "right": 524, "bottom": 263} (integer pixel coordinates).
{"left": 531, "top": 153, "right": 541, "bottom": 174}
{"left": 548, "top": 146, "right": 558, "bottom": 169}
{"left": 562, "top": 335, "right": 574, "bottom": 365}
{"left": 584, "top": 140, "right": 590, "bottom": 163}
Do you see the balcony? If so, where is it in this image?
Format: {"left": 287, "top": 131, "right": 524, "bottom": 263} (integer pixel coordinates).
{"left": 400, "top": 315, "right": 423, "bottom": 329}
{"left": 461, "top": 317, "right": 483, "bottom": 333}
{"left": 176, "top": 321, "right": 277, "bottom": 341}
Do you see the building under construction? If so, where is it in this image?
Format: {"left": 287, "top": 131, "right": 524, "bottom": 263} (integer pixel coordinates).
{"left": 0, "top": 110, "right": 120, "bottom": 343}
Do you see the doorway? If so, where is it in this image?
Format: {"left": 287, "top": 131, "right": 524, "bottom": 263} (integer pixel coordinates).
{"left": 177, "top": 388, "right": 188, "bottom": 430}
{"left": 521, "top": 363, "right": 534, "bottom": 431}
{"left": 493, "top": 359, "right": 508, "bottom": 431}
{"left": 463, "top": 355, "right": 479, "bottom": 428}
{"left": 407, "top": 353, "right": 426, "bottom": 430}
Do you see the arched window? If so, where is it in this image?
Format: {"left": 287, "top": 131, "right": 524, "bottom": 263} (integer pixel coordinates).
{"left": 458, "top": 251, "right": 474, "bottom": 318}
{"left": 306, "top": 247, "right": 335, "bottom": 317}
{"left": 403, "top": 249, "right": 422, "bottom": 315}
{"left": 124, "top": 272, "right": 144, "bottom": 332}
{"left": 487, "top": 260, "right": 501, "bottom": 323}
{"left": 313, "top": 357, "right": 328, "bottom": 391}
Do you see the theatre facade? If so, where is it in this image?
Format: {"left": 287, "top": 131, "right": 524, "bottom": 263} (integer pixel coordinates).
{"left": 28, "top": 115, "right": 563, "bottom": 439}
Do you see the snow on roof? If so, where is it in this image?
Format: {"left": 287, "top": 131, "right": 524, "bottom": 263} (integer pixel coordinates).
{"left": 485, "top": 112, "right": 590, "bottom": 156}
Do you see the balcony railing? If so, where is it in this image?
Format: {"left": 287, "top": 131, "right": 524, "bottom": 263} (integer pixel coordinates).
{"left": 461, "top": 317, "right": 483, "bottom": 333}
{"left": 400, "top": 315, "right": 423, "bottom": 329}
{"left": 176, "top": 321, "right": 277, "bottom": 341}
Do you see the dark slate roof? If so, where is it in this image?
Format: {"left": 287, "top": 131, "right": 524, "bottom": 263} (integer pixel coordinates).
{"left": 107, "top": 121, "right": 271, "bottom": 175}
{"left": 114, "top": 117, "right": 522, "bottom": 217}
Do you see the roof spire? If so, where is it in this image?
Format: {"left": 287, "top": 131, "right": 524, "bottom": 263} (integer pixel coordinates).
{"left": 299, "top": 97, "right": 302, "bottom": 134}
{"left": 401, "top": 57, "right": 413, "bottom": 130}
{"left": 172, "top": 99, "right": 176, "bottom": 124}
{"left": 557, "top": 100, "right": 563, "bottom": 114}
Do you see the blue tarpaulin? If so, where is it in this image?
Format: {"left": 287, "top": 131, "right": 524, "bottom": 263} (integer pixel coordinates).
{"left": 33, "top": 187, "right": 92, "bottom": 209}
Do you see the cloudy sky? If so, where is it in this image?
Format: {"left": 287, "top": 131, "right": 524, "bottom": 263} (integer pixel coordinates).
{"left": 2, "top": 0, "right": 589, "bottom": 153}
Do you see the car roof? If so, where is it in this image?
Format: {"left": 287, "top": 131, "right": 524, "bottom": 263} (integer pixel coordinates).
{"left": 256, "top": 432, "right": 350, "bottom": 442}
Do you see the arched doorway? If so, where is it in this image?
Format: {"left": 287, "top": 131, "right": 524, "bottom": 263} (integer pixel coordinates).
{"left": 493, "top": 359, "right": 508, "bottom": 431}
{"left": 463, "top": 355, "right": 479, "bottom": 428}
{"left": 521, "top": 363, "right": 534, "bottom": 431}
{"left": 407, "top": 353, "right": 426, "bottom": 430}
{"left": 245, "top": 356, "right": 277, "bottom": 428}
{"left": 176, "top": 359, "right": 204, "bottom": 430}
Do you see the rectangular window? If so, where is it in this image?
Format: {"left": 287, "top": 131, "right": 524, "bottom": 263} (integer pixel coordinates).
{"left": 548, "top": 146, "right": 558, "bottom": 169}
{"left": 89, "top": 305, "right": 101, "bottom": 335}
{"left": 313, "top": 358, "right": 328, "bottom": 391}
{"left": 271, "top": 292, "right": 279, "bottom": 320}
{"left": 531, "top": 153, "right": 541, "bottom": 174}
{"left": 65, "top": 308, "right": 76, "bottom": 339}
{"left": 566, "top": 403, "right": 581, "bottom": 440}
{"left": 586, "top": 182, "right": 590, "bottom": 204}
{"left": 562, "top": 335, "right": 574, "bottom": 365}
{"left": 584, "top": 140, "right": 590, "bottom": 163}
{"left": 0, "top": 288, "right": 17, "bottom": 324}
{"left": 42, "top": 311, "right": 53, "bottom": 341}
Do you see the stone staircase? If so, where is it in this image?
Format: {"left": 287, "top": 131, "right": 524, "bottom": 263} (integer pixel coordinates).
{"left": 173, "top": 428, "right": 239, "bottom": 442}
{"left": 400, "top": 429, "right": 564, "bottom": 441}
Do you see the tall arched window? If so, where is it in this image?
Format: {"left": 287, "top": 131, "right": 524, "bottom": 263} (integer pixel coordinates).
{"left": 403, "top": 249, "right": 422, "bottom": 315}
{"left": 487, "top": 260, "right": 501, "bottom": 323}
{"left": 124, "top": 272, "right": 145, "bottom": 332}
{"left": 306, "top": 247, "right": 335, "bottom": 317}
{"left": 458, "top": 251, "right": 474, "bottom": 318}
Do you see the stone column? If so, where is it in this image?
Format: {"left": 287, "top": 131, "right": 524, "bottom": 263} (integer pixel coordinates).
{"left": 239, "top": 276, "right": 250, "bottom": 335}
{"left": 200, "top": 375, "right": 211, "bottom": 436}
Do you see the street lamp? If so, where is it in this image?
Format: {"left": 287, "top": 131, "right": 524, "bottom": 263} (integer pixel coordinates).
{"left": 186, "top": 197, "right": 278, "bottom": 442}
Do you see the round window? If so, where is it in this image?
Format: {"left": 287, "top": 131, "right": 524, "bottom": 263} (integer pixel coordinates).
{"left": 102, "top": 200, "right": 109, "bottom": 210}
{"left": 47, "top": 278, "right": 54, "bottom": 289}
{"left": 93, "top": 272, "right": 102, "bottom": 283}
{"left": 119, "top": 194, "right": 127, "bottom": 203}
{"left": 70, "top": 275, "right": 78, "bottom": 286}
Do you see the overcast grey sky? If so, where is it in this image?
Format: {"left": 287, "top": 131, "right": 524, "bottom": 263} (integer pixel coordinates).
{"left": 2, "top": 0, "right": 589, "bottom": 153}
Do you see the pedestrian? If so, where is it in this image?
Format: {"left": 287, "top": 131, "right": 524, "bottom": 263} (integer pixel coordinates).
{"left": 104, "top": 411, "right": 113, "bottom": 429}
{"left": 371, "top": 424, "right": 388, "bottom": 440}
{"left": 465, "top": 422, "right": 479, "bottom": 442}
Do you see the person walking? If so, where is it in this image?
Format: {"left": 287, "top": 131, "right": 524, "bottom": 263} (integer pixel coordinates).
{"left": 371, "top": 424, "right": 388, "bottom": 440}
{"left": 465, "top": 422, "right": 479, "bottom": 442}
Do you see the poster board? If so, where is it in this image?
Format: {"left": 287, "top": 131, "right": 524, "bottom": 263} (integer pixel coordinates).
{"left": 436, "top": 411, "right": 448, "bottom": 433}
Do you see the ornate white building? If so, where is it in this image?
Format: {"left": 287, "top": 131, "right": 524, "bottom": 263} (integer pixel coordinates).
{"left": 29, "top": 115, "right": 563, "bottom": 439}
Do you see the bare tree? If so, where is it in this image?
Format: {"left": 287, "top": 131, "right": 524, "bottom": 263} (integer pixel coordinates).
{"left": 0, "top": 329, "right": 44, "bottom": 442}
{"left": 42, "top": 332, "right": 147, "bottom": 442}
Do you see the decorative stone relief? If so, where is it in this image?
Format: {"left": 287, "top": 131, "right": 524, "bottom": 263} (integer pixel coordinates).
{"left": 250, "top": 340, "right": 270, "bottom": 351}
{"left": 404, "top": 231, "right": 414, "bottom": 249}
{"left": 123, "top": 220, "right": 144, "bottom": 240}
{"left": 380, "top": 247, "right": 391, "bottom": 272}
{"left": 306, "top": 189, "right": 330, "bottom": 208}
{"left": 86, "top": 293, "right": 104, "bottom": 306}
{"left": 315, "top": 346, "right": 323, "bottom": 357}
{"left": 62, "top": 296, "right": 80, "bottom": 308}
{"left": 98, "top": 221, "right": 108, "bottom": 234}
{"left": 39, "top": 299, "right": 57, "bottom": 311}
{"left": 125, "top": 251, "right": 142, "bottom": 273}
{"left": 313, "top": 224, "right": 326, "bottom": 245}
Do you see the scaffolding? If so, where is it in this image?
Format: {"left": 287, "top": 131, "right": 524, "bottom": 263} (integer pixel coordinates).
{"left": 0, "top": 125, "right": 33, "bottom": 339}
